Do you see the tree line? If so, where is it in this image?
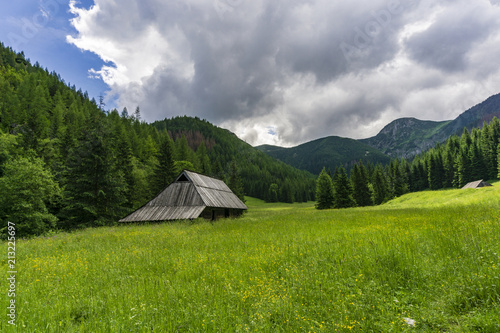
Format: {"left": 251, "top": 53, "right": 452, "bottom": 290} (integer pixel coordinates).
{"left": 316, "top": 118, "right": 500, "bottom": 209}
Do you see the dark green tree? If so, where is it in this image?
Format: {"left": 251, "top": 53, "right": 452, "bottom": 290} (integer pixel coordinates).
{"left": 372, "top": 165, "right": 390, "bottom": 205}
{"left": 497, "top": 143, "right": 500, "bottom": 179}
{"left": 427, "top": 152, "right": 444, "bottom": 190}
{"left": 62, "top": 116, "right": 127, "bottom": 228}
{"left": 390, "top": 159, "right": 409, "bottom": 196}
{"left": 114, "top": 123, "right": 135, "bottom": 207}
{"left": 333, "top": 166, "right": 356, "bottom": 208}
{"left": 454, "top": 147, "right": 472, "bottom": 188}
{"left": 315, "top": 168, "right": 334, "bottom": 210}
{"left": 228, "top": 161, "right": 245, "bottom": 202}
{"left": 196, "top": 141, "right": 212, "bottom": 175}
{"left": 152, "top": 133, "right": 176, "bottom": 194}
{"left": 350, "top": 162, "right": 372, "bottom": 207}
{"left": 469, "top": 142, "right": 487, "bottom": 181}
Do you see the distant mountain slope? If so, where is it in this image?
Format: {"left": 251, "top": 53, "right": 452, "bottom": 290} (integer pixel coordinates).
{"left": 360, "top": 118, "right": 451, "bottom": 158}
{"left": 362, "top": 93, "right": 500, "bottom": 158}
{"left": 435, "top": 93, "right": 500, "bottom": 140}
{"left": 256, "top": 136, "right": 391, "bottom": 175}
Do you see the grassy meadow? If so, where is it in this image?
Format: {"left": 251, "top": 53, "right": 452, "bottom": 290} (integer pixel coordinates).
{"left": 2, "top": 184, "right": 500, "bottom": 332}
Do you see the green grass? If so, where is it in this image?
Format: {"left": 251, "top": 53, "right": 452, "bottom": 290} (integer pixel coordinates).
{"left": 2, "top": 185, "right": 500, "bottom": 332}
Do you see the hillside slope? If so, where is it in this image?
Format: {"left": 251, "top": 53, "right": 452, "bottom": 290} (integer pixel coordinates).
{"left": 360, "top": 118, "right": 451, "bottom": 158}
{"left": 435, "top": 92, "right": 500, "bottom": 141}
{"left": 256, "top": 136, "right": 391, "bottom": 175}
{"left": 153, "top": 116, "right": 317, "bottom": 202}
{"left": 362, "top": 93, "right": 500, "bottom": 158}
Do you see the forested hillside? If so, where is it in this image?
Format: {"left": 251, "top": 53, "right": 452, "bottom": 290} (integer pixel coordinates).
{"left": 0, "top": 42, "right": 315, "bottom": 237}
{"left": 257, "top": 136, "right": 391, "bottom": 175}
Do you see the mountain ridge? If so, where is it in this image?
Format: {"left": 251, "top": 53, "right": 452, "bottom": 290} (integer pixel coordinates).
{"left": 362, "top": 93, "right": 500, "bottom": 158}
{"left": 257, "top": 92, "right": 500, "bottom": 172}
{"left": 256, "top": 135, "right": 391, "bottom": 175}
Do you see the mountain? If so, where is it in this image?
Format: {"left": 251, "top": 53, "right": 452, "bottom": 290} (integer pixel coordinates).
{"left": 256, "top": 136, "right": 391, "bottom": 175}
{"left": 362, "top": 93, "right": 500, "bottom": 158}
{"left": 434, "top": 93, "right": 500, "bottom": 140}
{"left": 359, "top": 118, "right": 451, "bottom": 158}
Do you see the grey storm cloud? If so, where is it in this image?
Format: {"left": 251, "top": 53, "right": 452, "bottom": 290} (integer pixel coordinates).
{"left": 405, "top": 3, "right": 500, "bottom": 72}
{"left": 68, "top": 0, "right": 500, "bottom": 146}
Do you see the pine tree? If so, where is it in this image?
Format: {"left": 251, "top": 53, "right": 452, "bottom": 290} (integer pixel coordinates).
{"left": 152, "top": 133, "right": 176, "bottom": 194}
{"left": 196, "top": 141, "right": 212, "bottom": 175}
{"left": 114, "top": 123, "right": 135, "bottom": 207}
{"left": 469, "top": 142, "right": 487, "bottom": 180}
{"left": 372, "top": 165, "right": 390, "bottom": 205}
{"left": 442, "top": 138, "right": 458, "bottom": 188}
{"left": 454, "top": 147, "right": 472, "bottom": 188}
{"left": 176, "top": 133, "right": 191, "bottom": 162}
{"left": 50, "top": 94, "right": 66, "bottom": 140}
{"left": 427, "top": 153, "right": 444, "bottom": 190}
{"left": 333, "top": 166, "right": 356, "bottom": 208}
{"left": 497, "top": 143, "right": 500, "bottom": 179}
{"left": 350, "top": 162, "right": 372, "bottom": 207}
{"left": 315, "top": 168, "right": 334, "bottom": 210}
{"left": 228, "top": 161, "right": 245, "bottom": 202}
{"left": 460, "top": 128, "right": 472, "bottom": 147}
{"left": 62, "top": 116, "right": 127, "bottom": 227}
{"left": 23, "top": 83, "right": 50, "bottom": 150}
{"left": 390, "top": 159, "right": 409, "bottom": 196}
{"left": 134, "top": 106, "right": 141, "bottom": 121}
{"left": 480, "top": 123, "right": 496, "bottom": 179}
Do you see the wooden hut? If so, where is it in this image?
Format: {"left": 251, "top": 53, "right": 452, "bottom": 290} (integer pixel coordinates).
{"left": 119, "top": 170, "right": 247, "bottom": 222}
{"left": 461, "top": 180, "right": 493, "bottom": 189}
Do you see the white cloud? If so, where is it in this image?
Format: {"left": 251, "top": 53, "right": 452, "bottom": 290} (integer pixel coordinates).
{"left": 67, "top": 0, "right": 500, "bottom": 146}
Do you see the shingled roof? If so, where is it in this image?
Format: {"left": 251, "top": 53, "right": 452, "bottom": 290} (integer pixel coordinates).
{"left": 119, "top": 170, "right": 247, "bottom": 222}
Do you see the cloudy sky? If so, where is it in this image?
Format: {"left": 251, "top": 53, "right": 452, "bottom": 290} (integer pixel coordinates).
{"left": 2, "top": 0, "right": 500, "bottom": 147}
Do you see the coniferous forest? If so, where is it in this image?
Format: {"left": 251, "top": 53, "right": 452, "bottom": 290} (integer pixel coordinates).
{"left": 1, "top": 41, "right": 499, "bottom": 237}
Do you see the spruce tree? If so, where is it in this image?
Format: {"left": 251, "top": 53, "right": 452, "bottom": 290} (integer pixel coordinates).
{"left": 391, "top": 159, "right": 409, "bottom": 196}
{"left": 228, "top": 161, "right": 245, "bottom": 202}
{"left": 62, "top": 116, "right": 127, "bottom": 227}
{"left": 333, "top": 166, "right": 356, "bottom": 209}
{"left": 372, "top": 165, "right": 390, "bottom": 205}
{"left": 497, "top": 143, "right": 500, "bottom": 179}
{"left": 469, "top": 142, "right": 487, "bottom": 180}
{"left": 153, "top": 133, "right": 176, "bottom": 194}
{"left": 480, "top": 123, "right": 496, "bottom": 179}
{"left": 196, "top": 141, "right": 212, "bottom": 175}
{"left": 350, "top": 162, "right": 372, "bottom": 207}
{"left": 115, "top": 124, "right": 135, "bottom": 207}
{"left": 315, "top": 168, "right": 334, "bottom": 210}
{"left": 454, "top": 147, "right": 472, "bottom": 188}
{"left": 427, "top": 153, "right": 444, "bottom": 190}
